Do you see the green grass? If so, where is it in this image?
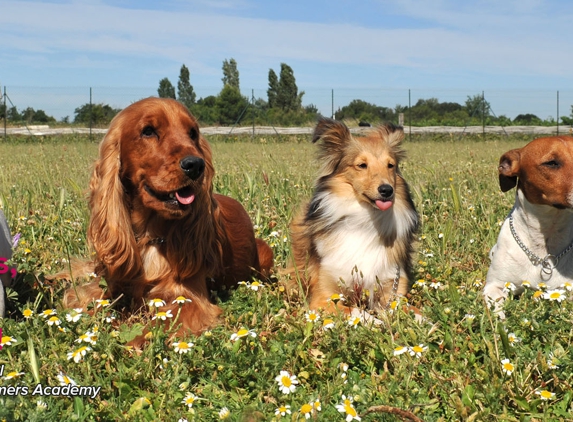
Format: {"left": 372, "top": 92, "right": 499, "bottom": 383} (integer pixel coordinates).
{"left": 1, "top": 133, "right": 573, "bottom": 421}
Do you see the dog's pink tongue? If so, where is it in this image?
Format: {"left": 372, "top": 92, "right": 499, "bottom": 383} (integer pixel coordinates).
{"left": 175, "top": 191, "right": 195, "bottom": 205}
{"left": 375, "top": 199, "right": 393, "bottom": 211}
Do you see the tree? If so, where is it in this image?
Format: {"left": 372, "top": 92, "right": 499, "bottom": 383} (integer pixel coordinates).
{"left": 267, "top": 69, "right": 279, "bottom": 109}
{"left": 465, "top": 93, "right": 491, "bottom": 118}
{"left": 215, "top": 85, "right": 249, "bottom": 125}
{"left": 222, "top": 58, "right": 240, "bottom": 90}
{"left": 335, "top": 99, "right": 395, "bottom": 122}
{"left": 157, "top": 77, "right": 176, "bottom": 99}
{"left": 276, "top": 63, "right": 303, "bottom": 111}
{"left": 177, "top": 64, "right": 196, "bottom": 109}
{"left": 74, "top": 103, "right": 121, "bottom": 125}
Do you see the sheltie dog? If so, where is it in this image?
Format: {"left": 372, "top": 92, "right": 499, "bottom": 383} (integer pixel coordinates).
{"left": 291, "top": 118, "right": 418, "bottom": 317}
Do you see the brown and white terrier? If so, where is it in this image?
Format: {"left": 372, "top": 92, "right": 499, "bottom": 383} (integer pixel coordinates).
{"left": 484, "top": 136, "right": 573, "bottom": 308}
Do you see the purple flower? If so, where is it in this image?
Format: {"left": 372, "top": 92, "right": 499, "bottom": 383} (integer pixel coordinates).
{"left": 12, "top": 233, "right": 21, "bottom": 248}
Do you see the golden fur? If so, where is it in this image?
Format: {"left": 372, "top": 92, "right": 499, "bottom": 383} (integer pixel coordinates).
{"left": 291, "top": 118, "right": 418, "bottom": 315}
{"left": 63, "top": 97, "right": 273, "bottom": 338}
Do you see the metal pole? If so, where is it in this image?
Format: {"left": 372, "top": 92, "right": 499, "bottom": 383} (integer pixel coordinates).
{"left": 3, "top": 86, "right": 6, "bottom": 141}
{"left": 331, "top": 89, "right": 334, "bottom": 119}
{"left": 557, "top": 90, "right": 560, "bottom": 135}
{"left": 408, "top": 89, "right": 411, "bottom": 142}
{"left": 252, "top": 89, "right": 255, "bottom": 140}
{"left": 89, "top": 87, "right": 93, "bottom": 141}
{"left": 482, "top": 90, "right": 486, "bottom": 140}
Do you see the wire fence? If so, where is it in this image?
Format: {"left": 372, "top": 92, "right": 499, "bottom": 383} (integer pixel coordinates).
{"left": 2, "top": 86, "right": 573, "bottom": 138}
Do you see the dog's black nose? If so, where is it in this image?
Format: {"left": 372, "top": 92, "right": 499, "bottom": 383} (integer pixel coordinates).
{"left": 180, "top": 156, "right": 205, "bottom": 180}
{"left": 378, "top": 184, "right": 394, "bottom": 198}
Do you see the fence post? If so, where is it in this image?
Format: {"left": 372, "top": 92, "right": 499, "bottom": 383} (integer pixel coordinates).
{"left": 331, "top": 89, "right": 334, "bottom": 119}
{"left": 408, "top": 89, "right": 411, "bottom": 142}
{"left": 482, "top": 90, "right": 486, "bottom": 140}
{"left": 557, "top": 90, "right": 559, "bottom": 135}
{"left": 3, "top": 86, "right": 6, "bottom": 141}
{"left": 89, "top": 87, "right": 93, "bottom": 141}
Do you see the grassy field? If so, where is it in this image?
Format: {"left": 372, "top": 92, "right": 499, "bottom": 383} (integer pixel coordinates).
{"left": 1, "top": 133, "right": 573, "bottom": 421}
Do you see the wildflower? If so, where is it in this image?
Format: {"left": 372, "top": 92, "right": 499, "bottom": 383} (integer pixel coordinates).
{"left": 75, "top": 331, "right": 97, "bottom": 345}
{"left": 414, "top": 279, "right": 426, "bottom": 288}
{"left": 0, "top": 335, "right": 16, "bottom": 347}
{"left": 438, "top": 233, "right": 444, "bottom": 239}
{"left": 182, "top": 392, "right": 197, "bottom": 408}
{"left": 543, "top": 289, "right": 566, "bottom": 302}
{"left": 230, "top": 328, "right": 256, "bottom": 341}
{"left": 275, "top": 405, "right": 291, "bottom": 417}
{"left": 105, "top": 315, "right": 116, "bottom": 323}
{"left": 67, "top": 346, "right": 91, "bottom": 363}
{"left": 152, "top": 310, "right": 173, "bottom": 320}
{"left": 148, "top": 298, "right": 166, "bottom": 308}
{"left": 502, "top": 282, "right": 516, "bottom": 293}
{"left": 36, "top": 400, "right": 47, "bottom": 409}
{"left": 409, "top": 344, "right": 428, "bottom": 358}
{"left": 304, "top": 309, "right": 320, "bottom": 323}
{"left": 501, "top": 358, "right": 514, "bottom": 375}
{"left": 239, "top": 281, "right": 264, "bottom": 291}
{"left": 88, "top": 272, "right": 97, "bottom": 278}
{"left": 429, "top": 279, "right": 442, "bottom": 289}
{"left": 312, "top": 398, "right": 322, "bottom": 411}
{"left": 95, "top": 299, "right": 110, "bottom": 308}
{"left": 22, "top": 309, "right": 34, "bottom": 318}
{"left": 4, "top": 371, "right": 24, "bottom": 380}
{"left": 473, "top": 279, "right": 483, "bottom": 288}
{"left": 562, "top": 281, "right": 573, "bottom": 291}
{"left": 464, "top": 314, "right": 476, "bottom": 322}
{"left": 12, "top": 233, "right": 21, "bottom": 248}
{"left": 57, "top": 371, "right": 77, "bottom": 386}
{"left": 538, "top": 282, "right": 547, "bottom": 290}
{"left": 522, "top": 280, "right": 531, "bottom": 288}
{"left": 328, "top": 293, "right": 345, "bottom": 304}
{"left": 336, "top": 395, "right": 361, "bottom": 421}
{"left": 547, "top": 353, "right": 559, "bottom": 369}
{"left": 389, "top": 300, "right": 399, "bottom": 312}
{"left": 535, "top": 389, "right": 556, "bottom": 400}
{"left": 532, "top": 290, "right": 544, "bottom": 301}
{"left": 393, "top": 345, "right": 409, "bottom": 356}
{"left": 507, "top": 332, "right": 521, "bottom": 346}
{"left": 172, "top": 296, "right": 192, "bottom": 305}
{"left": 47, "top": 316, "right": 61, "bottom": 326}
{"left": 40, "top": 309, "right": 56, "bottom": 318}
{"left": 65, "top": 308, "right": 84, "bottom": 323}
{"left": 322, "top": 318, "right": 335, "bottom": 330}
{"left": 339, "top": 362, "right": 349, "bottom": 372}
{"left": 300, "top": 402, "right": 314, "bottom": 419}
{"left": 275, "top": 370, "right": 299, "bottom": 395}
{"left": 172, "top": 341, "right": 194, "bottom": 354}
{"left": 347, "top": 315, "right": 362, "bottom": 328}
{"left": 218, "top": 407, "right": 230, "bottom": 419}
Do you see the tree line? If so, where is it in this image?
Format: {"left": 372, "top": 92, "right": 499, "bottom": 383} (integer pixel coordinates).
{"left": 1, "top": 60, "right": 573, "bottom": 127}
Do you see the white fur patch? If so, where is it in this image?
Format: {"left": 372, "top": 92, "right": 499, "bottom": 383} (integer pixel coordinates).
{"left": 313, "top": 191, "right": 417, "bottom": 307}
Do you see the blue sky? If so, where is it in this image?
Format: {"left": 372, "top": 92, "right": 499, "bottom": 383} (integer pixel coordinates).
{"left": 2, "top": 0, "right": 573, "bottom": 120}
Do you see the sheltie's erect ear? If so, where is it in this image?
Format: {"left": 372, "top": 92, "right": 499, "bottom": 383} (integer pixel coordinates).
{"left": 312, "top": 117, "right": 352, "bottom": 176}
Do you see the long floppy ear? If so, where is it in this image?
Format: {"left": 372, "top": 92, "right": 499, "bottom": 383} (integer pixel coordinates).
{"left": 498, "top": 149, "right": 521, "bottom": 192}
{"left": 88, "top": 118, "right": 142, "bottom": 281}
{"left": 312, "top": 117, "right": 351, "bottom": 176}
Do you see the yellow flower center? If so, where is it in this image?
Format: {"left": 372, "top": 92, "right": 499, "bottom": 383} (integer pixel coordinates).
{"left": 503, "top": 363, "right": 513, "bottom": 371}
{"left": 301, "top": 403, "right": 312, "bottom": 413}
{"left": 344, "top": 402, "right": 357, "bottom": 416}
{"left": 308, "top": 313, "right": 317, "bottom": 321}
{"left": 412, "top": 346, "right": 423, "bottom": 353}
{"left": 550, "top": 292, "right": 561, "bottom": 299}
{"left": 178, "top": 342, "right": 189, "bottom": 349}
{"left": 236, "top": 329, "right": 248, "bottom": 337}
{"left": 539, "top": 390, "right": 553, "bottom": 399}
{"left": 281, "top": 376, "right": 292, "bottom": 387}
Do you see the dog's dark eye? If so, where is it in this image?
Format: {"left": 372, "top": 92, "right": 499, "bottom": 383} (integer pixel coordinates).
{"left": 388, "top": 163, "right": 395, "bottom": 169}
{"left": 542, "top": 160, "right": 560, "bottom": 169}
{"left": 189, "top": 127, "right": 199, "bottom": 142}
{"left": 357, "top": 163, "right": 368, "bottom": 169}
{"left": 142, "top": 126, "right": 156, "bottom": 137}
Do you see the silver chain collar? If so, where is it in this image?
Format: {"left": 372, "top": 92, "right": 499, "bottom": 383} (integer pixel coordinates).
{"left": 385, "top": 265, "right": 401, "bottom": 309}
{"left": 508, "top": 212, "right": 573, "bottom": 278}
